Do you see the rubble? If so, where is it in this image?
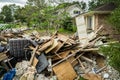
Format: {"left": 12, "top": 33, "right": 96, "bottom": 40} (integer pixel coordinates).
{"left": 0, "top": 28, "right": 119, "bottom": 80}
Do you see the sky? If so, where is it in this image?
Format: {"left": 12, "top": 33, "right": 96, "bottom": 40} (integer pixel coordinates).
{"left": 0, "top": 0, "right": 89, "bottom": 11}
{"left": 0, "top": 0, "right": 27, "bottom": 11}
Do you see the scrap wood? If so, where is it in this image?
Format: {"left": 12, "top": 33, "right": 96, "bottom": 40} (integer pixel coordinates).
{"left": 88, "top": 25, "right": 103, "bottom": 41}
{"left": 88, "top": 37, "right": 101, "bottom": 47}
{"left": 80, "top": 56, "right": 96, "bottom": 64}
{"left": 28, "top": 46, "right": 40, "bottom": 55}
{"left": 38, "top": 39, "right": 54, "bottom": 52}
{"left": 77, "top": 59, "right": 85, "bottom": 70}
{"left": 45, "top": 39, "right": 58, "bottom": 54}
{"left": 67, "top": 56, "right": 78, "bottom": 67}
{"left": 0, "top": 50, "right": 9, "bottom": 61}
{"left": 3, "top": 33, "right": 15, "bottom": 38}
{"left": 52, "top": 49, "right": 81, "bottom": 67}
{"left": 96, "top": 65, "right": 107, "bottom": 73}
{"left": 53, "top": 33, "right": 68, "bottom": 42}
{"left": 82, "top": 25, "right": 104, "bottom": 49}
{"left": 51, "top": 39, "right": 68, "bottom": 53}
{"left": 80, "top": 48, "right": 99, "bottom": 52}
{"left": 83, "top": 73, "right": 102, "bottom": 80}
{"left": 0, "top": 36, "right": 6, "bottom": 41}
{"left": 0, "top": 54, "right": 8, "bottom": 61}
{"left": 53, "top": 33, "right": 76, "bottom": 45}
{"left": 52, "top": 50, "right": 71, "bottom": 61}
{"left": 32, "top": 57, "right": 39, "bottom": 67}
{"left": 1, "top": 41, "right": 7, "bottom": 45}
{"left": 32, "top": 31, "right": 40, "bottom": 39}
{"left": 53, "top": 61, "right": 77, "bottom": 80}
{"left": 29, "top": 45, "right": 39, "bottom": 66}
{"left": 71, "top": 52, "right": 84, "bottom": 63}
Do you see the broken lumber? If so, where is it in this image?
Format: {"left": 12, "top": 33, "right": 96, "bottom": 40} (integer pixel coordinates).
{"left": 81, "top": 56, "right": 96, "bottom": 64}
{"left": 29, "top": 45, "right": 39, "bottom": 66}
{"left": 52, "top": 49, "right": 81, "bottom": 67}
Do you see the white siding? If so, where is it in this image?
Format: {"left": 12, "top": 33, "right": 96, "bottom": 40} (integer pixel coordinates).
{"left": 66, "top": 5, "right": 82, "bottom": 17}
{"left": 76, "top": 15, "right": 88, "bottom": 45}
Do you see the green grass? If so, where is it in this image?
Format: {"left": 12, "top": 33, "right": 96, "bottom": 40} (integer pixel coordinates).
{"left": 25, "top": 28, "right": 75, "bottom": 36}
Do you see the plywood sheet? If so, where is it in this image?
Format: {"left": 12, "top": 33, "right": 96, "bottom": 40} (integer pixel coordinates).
{"left": 53, "top": 61, "right": 77, "bottom": 80}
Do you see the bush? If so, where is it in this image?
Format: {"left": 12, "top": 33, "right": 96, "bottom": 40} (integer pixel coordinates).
{"left": 108, "top": 7, "right": 120, "bottom": 32}
{"left": 62, "top": 17, "right": 76, "bottom": 32}
{"left": 0, "top": 24, "right": 17, "bottom": 30}
{"left": 100, "top": 42, "right": 120, "bottom": 72}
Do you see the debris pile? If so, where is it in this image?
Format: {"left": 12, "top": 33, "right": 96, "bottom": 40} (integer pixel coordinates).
{"left": 0, "top": 28, "right": 119, "bottom": 80}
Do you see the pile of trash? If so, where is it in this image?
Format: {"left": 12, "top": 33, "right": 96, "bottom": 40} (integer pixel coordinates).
{"left": 0, "top": 28, "right": 119, "bottom": 80}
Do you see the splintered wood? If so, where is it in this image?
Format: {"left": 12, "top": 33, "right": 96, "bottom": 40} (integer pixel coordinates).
{"left": 45, "top": 39, "right": 58, "bottom": 54}
{"left": 53, "top": 61, "right": 77, "bottom": 80}
{"left": 0, "top": 28, "right": 107, "bottom": 80}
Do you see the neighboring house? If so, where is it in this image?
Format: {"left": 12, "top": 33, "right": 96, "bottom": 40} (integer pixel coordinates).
{"left": 56, "top": 4, "right": 83, "bottom": 18}
{"left": 75, "top": 3, "right": 116, "bottom": 45}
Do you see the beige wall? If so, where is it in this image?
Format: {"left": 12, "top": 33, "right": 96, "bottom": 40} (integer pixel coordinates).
{"left": 96, "top": 14, "right": 114, "bottom": 35}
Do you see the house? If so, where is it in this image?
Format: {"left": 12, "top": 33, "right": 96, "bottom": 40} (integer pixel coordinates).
{"left": 56, "top": 3, "right": 83, "bottom": 18}
{"left": 75, "top": 3, "right": 116, "bottom": 45}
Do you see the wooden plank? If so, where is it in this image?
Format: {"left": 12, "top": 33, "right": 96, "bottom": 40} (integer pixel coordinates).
{"left": 53, "top": 50, "right": 70, "bottom": 61}
{"left": 83, "top": 73, "right": 102, "bottom": 80}
{"left": 71, "top": 52, "right": 84, "bottom": 63}
{"left": 0, "top": 36, "right": 6, "bottom": 41}
{"left": 45, "top": 39, "right": 58, "bottom": 54}
{"left": 29, "top": 46, "right": 40, "bottom": 55}
{"left": 32, "top": 57, "right": 38, "bottom": 67}
{"left": 55, "top": 34, "right": 68, "bottom": 42}
{"left": 51, "top": 41, "right": 63, "bottom": 53}
{"left": 0, "top": 54, "right": 8, "bottom": 61}
{"left": 29, "top": 45, "right": 39, "bottom": 66}
{"left": 38, "top": 39, "right": 54, "bottom": 52}
{"left": 81, "top": 56, "right": 96, "bottom": 64}
{"left": 67, "top": 57, "right": 78, "bottom": 67}
{"left": 78, "top": 59, "right": 85, "bottom": 70}
{"left": 0, "top": 51, "right": 8, "bottom": 61}
{"left": 52, "top": 49, "right": 81, "bottom": 67}
{"left": 53, "top": 61, "right": 77, "bottom": 80}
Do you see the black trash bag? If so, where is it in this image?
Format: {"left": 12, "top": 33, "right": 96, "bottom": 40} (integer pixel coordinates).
{"left": 36, "top": 53, "right": 48, "bottom": 73}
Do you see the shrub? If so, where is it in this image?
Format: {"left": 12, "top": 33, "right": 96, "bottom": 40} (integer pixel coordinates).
{"left": 0, "top": 24, "right": 17, "bottom": 30}
{"left": 100, "top": 42, "right": 120, "bottom": 72}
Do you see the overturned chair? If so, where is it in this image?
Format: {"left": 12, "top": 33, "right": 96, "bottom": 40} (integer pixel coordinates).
{"left": 9, "top": 39, "right": 32, "bottom": 60}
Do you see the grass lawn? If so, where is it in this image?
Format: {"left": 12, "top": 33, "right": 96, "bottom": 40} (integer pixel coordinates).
{"left": 25, "top": 28, "right": 75, "bottom": 36}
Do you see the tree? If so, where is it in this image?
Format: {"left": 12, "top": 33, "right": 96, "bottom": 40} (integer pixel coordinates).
{"left": 0, "top": 4, "right": 20, "bottom": 23}
{"left": 88, "top": 0, "right": 104, "bottom": 10}
{"left": 1, "top": 5, "right": 13, "bottom": 22}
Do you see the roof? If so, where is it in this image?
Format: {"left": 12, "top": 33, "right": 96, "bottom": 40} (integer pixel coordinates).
{"left": 75, "top": 3, "right": 116, "bottom": 17}
{"left": 94, "top": 2, "right": 116, "bottom": 11}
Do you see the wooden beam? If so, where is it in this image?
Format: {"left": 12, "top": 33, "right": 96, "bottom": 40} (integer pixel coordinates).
{"left": 29, "top": 45, "right": 39, "bottom": 66}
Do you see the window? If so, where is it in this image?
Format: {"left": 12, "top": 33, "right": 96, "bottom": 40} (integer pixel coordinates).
{"left": 87, "top": 16, "right": 93, "bottom": 33}
{"left": 87, "top": 16, "right": 92, "bottom": 29}
{"left": 73, "top": 10, "right": 80, "bottom": 14}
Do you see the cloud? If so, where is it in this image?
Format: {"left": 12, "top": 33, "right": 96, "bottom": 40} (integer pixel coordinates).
{"left": 0, "top": 0, "right": 27, "bottom": 12}
{"left": 0, "top": 0, "right": 27, "bottom": 4}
